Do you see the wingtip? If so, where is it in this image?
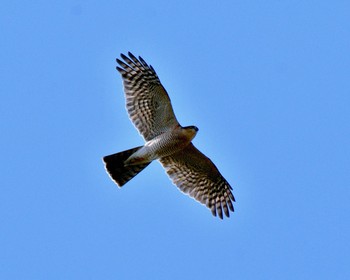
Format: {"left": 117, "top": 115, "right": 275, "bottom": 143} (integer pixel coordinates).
{"left": 120, "top": 52, "right": 129, "bottom": 61}
{"left": 128, "top": 51, "right": 137, "bottom": 61}
{"left": 138, "top": 55, "right": 148, "bottom": 67}
{"left": 217, "top": 206, "right": 223, "bottom": 219}
{"left": 116, "top": 66, "right": 124, "bottom": 73}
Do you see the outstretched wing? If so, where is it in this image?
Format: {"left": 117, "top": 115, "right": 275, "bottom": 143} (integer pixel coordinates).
{"left": 159, "top": 143, "right": 235, "bottom": 219}
{"left": 116, "top": 52, "right": 179, "bottom": 141}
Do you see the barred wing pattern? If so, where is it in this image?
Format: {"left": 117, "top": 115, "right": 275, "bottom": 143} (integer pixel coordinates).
{"left": 116, "top": 52, "right": 179, "bottom": 141}
{"left": 160, "top": 143, "right": 235, "bottom": 219}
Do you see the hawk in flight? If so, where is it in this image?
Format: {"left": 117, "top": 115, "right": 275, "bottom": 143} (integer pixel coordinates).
{"left": 103, "top": 52, "right": 235, "bottom": 219}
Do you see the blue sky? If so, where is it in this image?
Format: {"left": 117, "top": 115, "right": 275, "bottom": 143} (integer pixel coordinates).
{"left": 1, "top": 1, "right": 350, "bottom": 279}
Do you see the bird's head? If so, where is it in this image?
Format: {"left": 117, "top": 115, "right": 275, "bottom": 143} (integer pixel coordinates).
{"left": 182, "top": 125, "right": 199, "bottom": 141}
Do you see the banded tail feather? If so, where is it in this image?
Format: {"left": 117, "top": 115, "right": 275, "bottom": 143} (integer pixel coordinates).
{"left": 103, "top": 146, "right": 151, "bottom": 187}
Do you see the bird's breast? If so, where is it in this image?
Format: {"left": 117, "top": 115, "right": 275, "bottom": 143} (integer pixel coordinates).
{"left": 145, "top": 128, "right": 194, "bottom": 159}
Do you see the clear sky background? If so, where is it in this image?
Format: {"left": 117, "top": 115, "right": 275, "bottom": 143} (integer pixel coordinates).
{"left": 1, "top": 1, "right": 349, "bottom": 279}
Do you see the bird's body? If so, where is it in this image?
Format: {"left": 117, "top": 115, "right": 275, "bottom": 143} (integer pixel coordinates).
{"left": 103, "top": 52, "right": 235, "bottom": 219}
{"left": 125, "top": 125, "right": 198, "bottom": 166}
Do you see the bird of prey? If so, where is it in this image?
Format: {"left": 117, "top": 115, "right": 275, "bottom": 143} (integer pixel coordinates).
{"left": 103, "top": 52, "right": 235, "bottom": 219}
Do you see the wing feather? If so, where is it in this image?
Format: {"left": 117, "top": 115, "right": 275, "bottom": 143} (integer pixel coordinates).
{"left": 117, "top": 52, "right": 179, "bottom": 141}
{"left": 159, "top": 143, "right": 235, "bottom": 219}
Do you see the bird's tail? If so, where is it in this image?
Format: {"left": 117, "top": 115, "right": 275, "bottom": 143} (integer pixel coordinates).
{"left": 102, "top": 146, "right": 151, "bottom": 187}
